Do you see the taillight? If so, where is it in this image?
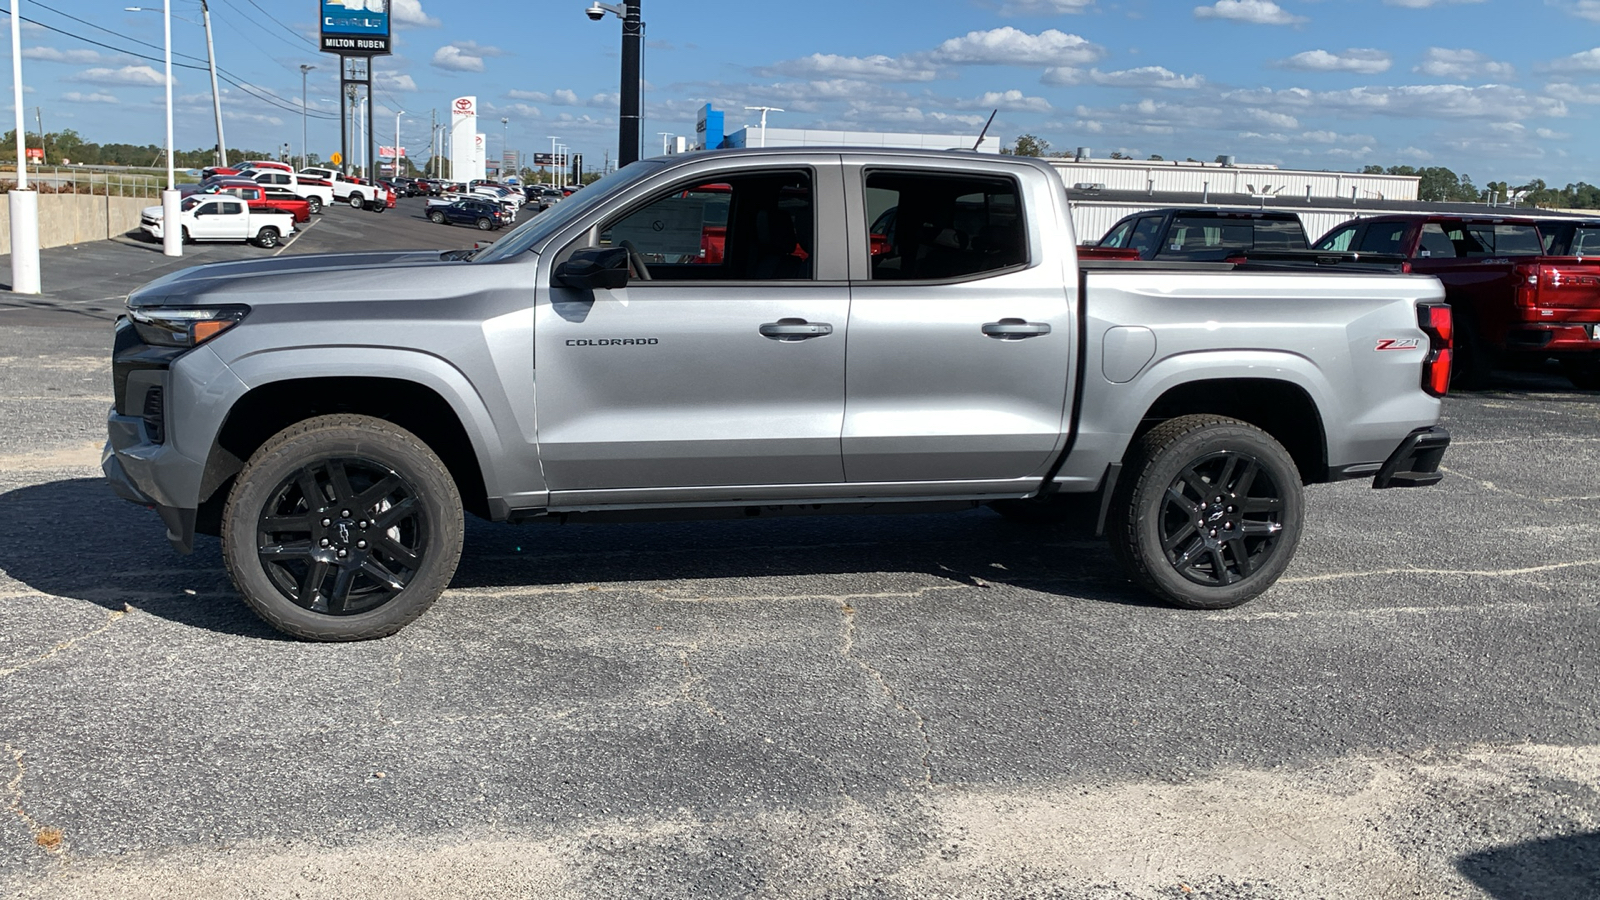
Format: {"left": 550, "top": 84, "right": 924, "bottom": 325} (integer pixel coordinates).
{"left": 1418, "top": 302, "right": 1452, "bottom": 397}
{"left": 1513, "top": 263, "right": 1540, "bottom": 309}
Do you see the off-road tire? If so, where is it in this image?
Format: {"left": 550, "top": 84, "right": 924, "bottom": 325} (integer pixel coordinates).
{"left": 221, "top": 414, "right": 464, "bottom": 641}
{"left": 1107, "top": 415, "right": 1303, "bottom": 610}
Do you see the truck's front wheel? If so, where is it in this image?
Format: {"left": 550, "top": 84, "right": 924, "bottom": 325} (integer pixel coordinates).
{"left": 1107, "top": 415, "right": 1302, "bottom": 610}
{"left": 221, "top": 415, "right": 464, "bottom": 641}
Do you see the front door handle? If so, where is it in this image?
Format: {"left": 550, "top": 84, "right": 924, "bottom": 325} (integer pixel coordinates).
{"left": 760, "top": 318, "right": 834, "bottom": 341}
{"left": 982, "top": 318, "right": 1052, "bottom": 339}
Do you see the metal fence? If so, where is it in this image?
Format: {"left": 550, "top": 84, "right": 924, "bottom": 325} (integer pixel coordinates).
{"left": 0, "top": 165, "right": 170, "bottom": 198}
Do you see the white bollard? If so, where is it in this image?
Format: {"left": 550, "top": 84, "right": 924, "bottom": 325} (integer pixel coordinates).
{"left": 161, "top": 188, "right": 183, "bottom": 258}
{"left": 8, "top": 189, "right": 40, "bottom": 294}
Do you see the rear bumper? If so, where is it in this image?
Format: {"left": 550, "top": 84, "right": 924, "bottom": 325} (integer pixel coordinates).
{"left": 1504, "top": 323, "right": 1600, "bottom": 354}
{"left": 1373, "top": 426, "right": 1450, "bottom": 489}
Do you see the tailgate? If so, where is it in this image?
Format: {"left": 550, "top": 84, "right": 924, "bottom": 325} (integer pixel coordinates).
{"left": 1526, "top": 259, "right": 1600, "bottom": 312}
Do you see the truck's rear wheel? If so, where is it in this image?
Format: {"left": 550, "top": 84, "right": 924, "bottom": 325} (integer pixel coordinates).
{"left": 307, "top": 196, "right": 322, "bottom": 215}
{"left": 1107, "top": 415, "right": 1302, "bottom": 610}
{"left": 253, "top": 226, "right": 280, "bottom": 248}
{"left": 221, "top": 414, "right": 464, "bottom": 641}
{"left": 348, "top": 193, "right": 365, "bottom": 209}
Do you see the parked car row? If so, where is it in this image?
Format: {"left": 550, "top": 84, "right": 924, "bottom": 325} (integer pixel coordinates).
{"left": 1090, "top": 207, "right": 1600, "bottom": 389}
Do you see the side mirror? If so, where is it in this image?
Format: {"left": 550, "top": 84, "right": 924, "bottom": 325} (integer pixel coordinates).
{"left": 555, "top": 247, "right": 630, "bottom": 290}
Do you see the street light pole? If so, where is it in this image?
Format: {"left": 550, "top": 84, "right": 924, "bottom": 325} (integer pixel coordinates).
{"left": 9, "top": 0, "right": 40, "bottom": 292}
{"left": 394, "top": 108, "right": 404, "bottom": 178}
{"left": 299, "top": 64, "right": 315, "bottom": 172}
{"left": 161, "top": 0, "right": 180, "bottom": 257}
{"left": 743, "top": 106, "right": 783, "bottom": 148}
{"left": 500, "top": 117, "right": 508, "bottom": 179}
{"left": 547, "top": 135, "right": 559, "bottom": 186}
{"left": 584, "top": 1, "right": 642, "bottom": 167}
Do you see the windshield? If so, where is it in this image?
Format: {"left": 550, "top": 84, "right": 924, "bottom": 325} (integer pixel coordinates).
{"left": 181, "top": 196, "right": 202, "bottom": 211}
{"left": 472, "top": 160, "right": 665, "bottom": 263}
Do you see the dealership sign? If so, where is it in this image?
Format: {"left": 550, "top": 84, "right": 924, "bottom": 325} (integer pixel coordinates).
{"left": 320, "top": 0, "right": 391, "bottom": 55}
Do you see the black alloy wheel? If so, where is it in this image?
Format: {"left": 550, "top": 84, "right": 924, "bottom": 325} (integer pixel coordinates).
{"left": 254, "top": 457, "right": 427, "bottom": 616}
{"left": 1108, "top": 415, "right": 1303, "bottom": 610}
{"left": 255, "top": 226, "right": 279, "bottom": 248}
{"left": 222, "top": 414, "right": 464, "bottom": 640}
{"left": 1155, "top": 450, "right": 1285, "bottom": 588}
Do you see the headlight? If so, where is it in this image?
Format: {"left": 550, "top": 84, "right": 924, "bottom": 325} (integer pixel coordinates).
{"left": 129, "top": 305, "right": 250, "bottom": 348}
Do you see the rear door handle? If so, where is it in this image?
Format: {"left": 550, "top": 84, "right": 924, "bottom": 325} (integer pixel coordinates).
{"left": 760, "top": 318, "right": 834, "bottom": 341}
{"left": 982, "top": 318, "right": 1052, "bottom": 339}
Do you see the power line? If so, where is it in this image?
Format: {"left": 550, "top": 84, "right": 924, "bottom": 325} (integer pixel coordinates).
{"left": 209, "top": 0, "right": 316, "bottom": 56}
{"left": 217, "top": 0, "right": 314, "bottom": 52}
{"left": 4, "top": 4, "right": 338, "bottom": 120}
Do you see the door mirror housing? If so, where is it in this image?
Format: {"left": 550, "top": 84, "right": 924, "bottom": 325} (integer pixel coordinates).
{"left": 555, "top": 247, "right": 631, "bottom": 290}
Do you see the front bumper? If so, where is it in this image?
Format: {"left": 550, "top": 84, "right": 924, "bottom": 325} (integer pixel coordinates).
{"left": 102, "top": 409, "right": 199, "bottom": 554}
{"left": 1372, "top": 426, "right": 1450, "bottom": 489}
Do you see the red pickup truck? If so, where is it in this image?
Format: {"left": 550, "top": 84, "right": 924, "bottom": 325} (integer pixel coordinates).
{"left": 194, "top": 179, "right": 312, "bottom": 224}
{"left": 1311, "top": 214, "right": 1600, "bottom": 388}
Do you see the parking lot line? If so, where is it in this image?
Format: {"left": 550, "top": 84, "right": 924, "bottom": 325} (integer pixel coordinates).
{"left": 275, "top": 217, "right": 323, "bottom": 257}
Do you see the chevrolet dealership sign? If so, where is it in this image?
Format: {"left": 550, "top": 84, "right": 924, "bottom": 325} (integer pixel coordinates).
{"left": 320, "top": 0, "right": 391, "bottom": 55}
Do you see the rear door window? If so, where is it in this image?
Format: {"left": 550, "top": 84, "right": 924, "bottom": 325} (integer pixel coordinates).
{"left": 1358, "top": 222, "right": 1408, "bottom": 254}
{"left": 1417, "top": 224, "right": 1456, "bottom": 258}
{"left": 1253, "top": 218, "right": 1307, "bottom": 250}
{"left": 862, "top": 170, "right": 1025, "bottom": 281}
{"left": 1316, "top": 225, "right": 1358, "bottom": 252}
{"left": 1447, "top": 224, "right": 1542, "bottom": 257}
{"left": 1164, "top": 216, "right": 1252, "bottom": 259}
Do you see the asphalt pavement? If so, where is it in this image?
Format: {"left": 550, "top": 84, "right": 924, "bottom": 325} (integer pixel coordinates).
{"left": 0, "top": 205, "right": 1596, "bottom": 899}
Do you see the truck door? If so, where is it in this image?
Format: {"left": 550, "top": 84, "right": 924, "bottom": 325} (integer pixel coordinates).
{"left": 536, "top": 164, "right": 852, "bottom": 495}
{"left": 189, "top": 200, "right": 229, "bottom": 239}
{"left": 841, "top": 164, "right": 1072, "bottom": 484}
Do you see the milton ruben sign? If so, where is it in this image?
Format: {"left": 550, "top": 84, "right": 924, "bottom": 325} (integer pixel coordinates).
{"left": 320, "top": 0, "right": 392, "bottom": 56}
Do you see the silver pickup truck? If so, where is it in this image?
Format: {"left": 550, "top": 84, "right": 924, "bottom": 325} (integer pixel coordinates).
{"left": 103, "top": 148, "right": 1453, "bottom": 641}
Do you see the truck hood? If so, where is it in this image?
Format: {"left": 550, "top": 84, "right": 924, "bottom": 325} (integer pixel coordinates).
{"left": 126, "top": 249, "right": 511, "bottom": 308}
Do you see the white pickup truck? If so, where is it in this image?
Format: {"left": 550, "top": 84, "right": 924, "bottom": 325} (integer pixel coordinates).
{"left": 139, "top": 195, "right": 295, "bottom": 248}
{"left": 249, "top": 170, "right": 334, "bottom": 215}
{"left": 299, "top": 167, "right": 387, "bottom": 211}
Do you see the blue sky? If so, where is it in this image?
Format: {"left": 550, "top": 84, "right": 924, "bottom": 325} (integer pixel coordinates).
{"left": 11, "top": 0, "right": 1600, "bottom": 185}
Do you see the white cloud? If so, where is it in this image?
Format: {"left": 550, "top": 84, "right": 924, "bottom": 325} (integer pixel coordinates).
{"left": 432, "top": 43, "right": 499, "bottom": 72}
{"left": 1536, "top": 127, "right": 1570, "bottom": 139}
{"left": 390, "top": 0, "right": 439, "bottom": 27}
{"left": 929, "top": 27, "right": 1105, "bottom": 66}
{"left": 1414, "top": 48, "right": 1514, "bottom": 80}
{"left": 72, "top": 65, "right": 165, "bottom": 86}
{"left": 1384, "top": 0, "right": 1484, "bottom": 6}
{"left": 23, "top": 46, "right": 102, "bottom": 64}
{"left": 761, "top": 53, "right": 938, "bottom": 82}
{"left": 376, "top": 71, "right": 417, "bottom": 92}
{"left": 1276, "top": 49, "right": 1391, "bottom": 74}
{"left": 1193, "top": 0, "right": 1306, "bottom": 25}
{"left": 1224, "top": 83, "right": 1566, "bottom": 121}
{"left": 1557, "top": 0, "right": 1600, "bottom": 22}
{"left": 998, "top": 0, "right": 1095, "bottom": 13}
{"left": 62, "top": 91, "right": 117, "bottom": 104}
{"left": 507, "top": 89, "right": 548, "bottom": 102}
{"left": 1546, "top": 47, "right": 1600, "bottom": 73}
{"left": 1092, "top": 66, "right": 1205, "bottom": 88}
{"left": 952, "top": 89, "right": 1053, "bottom": 112}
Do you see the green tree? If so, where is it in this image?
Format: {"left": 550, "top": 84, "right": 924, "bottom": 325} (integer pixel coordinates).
{"left": 1005, "top": 134, "right": 1049, "bottom": 157}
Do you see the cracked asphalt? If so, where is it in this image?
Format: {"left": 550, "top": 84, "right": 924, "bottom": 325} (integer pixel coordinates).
{"left": 1, "top": 205, "right": 1598, "bottom": 899}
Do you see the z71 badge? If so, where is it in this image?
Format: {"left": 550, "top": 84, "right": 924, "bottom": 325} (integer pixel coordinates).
{"left": 1375, "top": 338, "right": 1421, "bottom": 351}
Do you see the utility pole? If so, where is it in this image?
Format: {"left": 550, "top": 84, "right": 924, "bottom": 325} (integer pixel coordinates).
{"left": 429, "top": 108, "right": 436, "bottom": 178}
{"left": 393, "top": 108, "right": 403, "bottom": 178}
{"left": 33, "top": 106, "right": 43, "bottom": 164}
{"left": 299, "top": 64, "right": 315, "bottom": 172}
{"left": 199, "top": 0, "right": 226, "bottom": 167}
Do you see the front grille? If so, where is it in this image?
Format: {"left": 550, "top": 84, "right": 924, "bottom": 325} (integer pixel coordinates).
{"left": 142, "top": 385, "right": 166, "bottom": 444}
